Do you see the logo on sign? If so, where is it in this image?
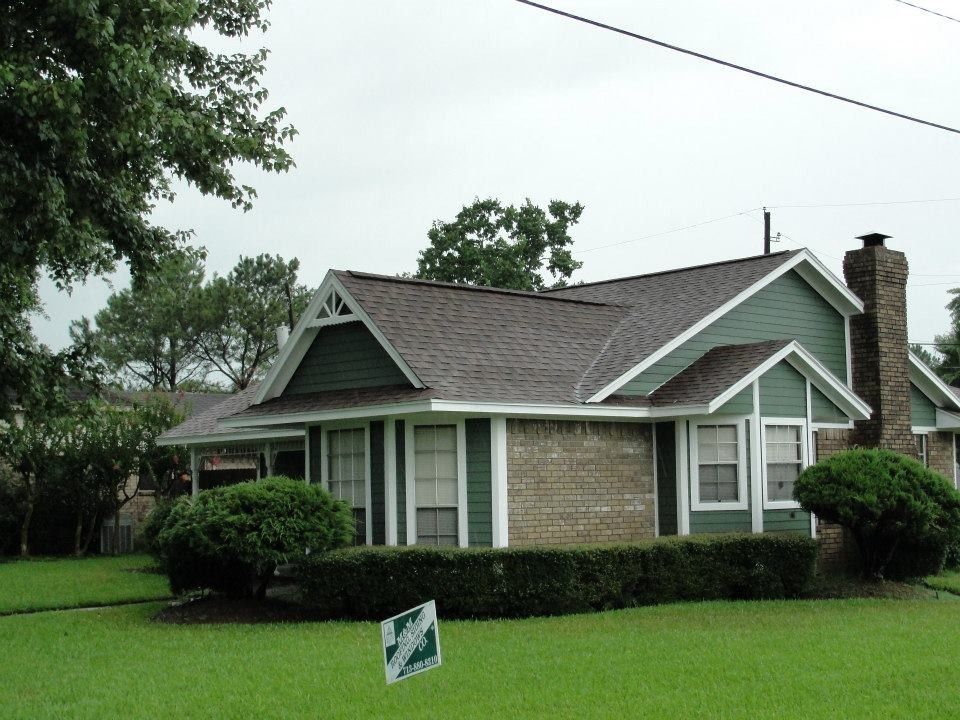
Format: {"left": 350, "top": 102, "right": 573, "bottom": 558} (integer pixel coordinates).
{"left": 381, "top": 600, "right": 441, "bottom": 684}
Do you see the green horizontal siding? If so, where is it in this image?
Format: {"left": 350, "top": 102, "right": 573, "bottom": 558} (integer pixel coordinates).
{"left": 655, "top": 422, "right": 677, "bottom": 536}
{"left": 370, "top": 421, "right": 385, "bottom": 546}
{"left": 759, "top": 361, "right": 807, "bottom": 418}
{"left": 308, "top": 426, "right": 323, "bottom": 485}
{"left": 811, "top": 385, "right": 847, "bottom": 423}
{"left": 689, "top": 511, "right": 752, "bottom": 534}
{"left": 283, "top": 321, "right": 409, "bottom": 396}
{"left": 911, "top": 383, "right": 937, "bottom": 427}
{"left": 396, "top": 420, "right": 406, "bottom": 545}
{"left": 763, "top": 509, "right": 811, "bottom": 535}
{"left": 622, "top": 270, "right": 847, "bottom": 396}
{"left": 716, "top": 387, "right": 753, "bottom": 415}
{"left": 465, "top": 419, "right": 493, "bottom": 547}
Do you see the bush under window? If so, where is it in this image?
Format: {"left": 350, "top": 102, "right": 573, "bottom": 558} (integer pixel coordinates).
{"left": 157, "top": 476, "right": 353, "bottom": 599}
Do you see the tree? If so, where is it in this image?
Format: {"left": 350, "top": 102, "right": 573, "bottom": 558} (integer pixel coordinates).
{"left": 0, "top": 0, "right": 295, "bottom": 421}
{"left": 794, "top": 449, "right": 960, "bottom": 579}
{"left": 195, "top": 254, "right": 311, "bottom": 390}
{"left": 416, "top": 198, "right": 584, "bottom": 291}
{"left": 84, "top": 249, "right": 208, "bottom": 390}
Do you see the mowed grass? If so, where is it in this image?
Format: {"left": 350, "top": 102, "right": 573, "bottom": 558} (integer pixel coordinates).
{"left": 2, "top": 599, "right": 959, "bottom": 719}
{"left": 927, "top": 570, "right": 960, "bottom": 595}
{"left": 0, "top": 555, "right": 170, "bottom": 614}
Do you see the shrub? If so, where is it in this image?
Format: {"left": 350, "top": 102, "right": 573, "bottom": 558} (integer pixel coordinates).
{"left": 157, "top": 477, "right": 353, "bottom": 599}
{"left": 137, "top": 499, "right": 176, "bottom": 557}
{"left": 794, "top": 449, "right": 960, "bottom": 580}
{"left": 297, "top": 534, "right": 818, "bottom": 620}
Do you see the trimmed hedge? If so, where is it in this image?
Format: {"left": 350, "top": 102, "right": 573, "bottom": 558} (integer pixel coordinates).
{"left": 298, "top": 534, "right": 818, "bottom": 620}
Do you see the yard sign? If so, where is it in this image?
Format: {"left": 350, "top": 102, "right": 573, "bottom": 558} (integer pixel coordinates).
{"left": 381, "top": 600, "right": 442, "bottom": 684}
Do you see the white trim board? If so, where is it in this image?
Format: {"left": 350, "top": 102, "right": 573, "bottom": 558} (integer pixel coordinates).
{"left": 909, "top": 352, "right": 960, "bottom": 413}
{"left": 157, "top": 428, "right": 305, "bottom": 447}
{"left": 254, "top": 271, "right": 424, "bottom": 406}
{"left": 586, "top": 249, "right": 864, "bottom": 403}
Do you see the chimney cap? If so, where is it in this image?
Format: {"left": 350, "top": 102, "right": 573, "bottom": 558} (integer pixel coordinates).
{"left": 856, "top": 232, "right": 892, "bottom": 248}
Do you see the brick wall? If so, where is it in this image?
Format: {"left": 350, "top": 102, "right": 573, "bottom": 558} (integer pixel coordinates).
{"left": 506, "top": 419, "right": 655, "bottom": 546}
{"left": 927, "top": 431, "right": 956, "bottom": 485}
{"left": 814, "top": 428, "right": 857, "bottom": 571}
{"left": 843, "top": 244, "right": 915, "bottom": 455}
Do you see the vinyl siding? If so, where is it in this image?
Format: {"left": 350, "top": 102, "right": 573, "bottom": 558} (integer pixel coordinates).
{"left": 308, "top": 426, "right": 323, "bottom": 485}
{"left": 396, "top": 420, "right": 406, "bottom": 545}
{"left": 763, "top": 509, "right": 811, "bottom": 535}
{"left": 759, "top": 361, "right": 807, "bottom": 418}
{"left": 911, "top": 383, "right": 937, "bottom": 427}
{"left": 283, "top": 321, "right": 409, "bottom": 396}
{"left": 811, "top": 385, "right": 847, "bottom": 424}
{"left": 465, "top": 418, "right": 493, "bottom": 547}
{"left": 370, "top": 421, "right": 385, "bottom": 545}
{"left": 620, "top": 270, "right": 847, "bottom": 396}
{"left": 716, "top": 387, "right": 753, "bottom": 415}
{"left": 655, "top": 422, "right": 678, "bottom": 536}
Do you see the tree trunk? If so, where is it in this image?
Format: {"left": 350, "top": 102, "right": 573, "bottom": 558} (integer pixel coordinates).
{"left": 80, "top": 511, "right": 98, "bottom": 555}
{"left": 19, "top": 498, "right": 34, "bottom": 558}
{"left": 73, "top": 508, "right": 84, "bottom": 556}
{"left": 113, "top": 508, "right": 121, "bottom": 555}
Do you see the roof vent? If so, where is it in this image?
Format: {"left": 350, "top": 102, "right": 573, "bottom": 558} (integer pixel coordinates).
{"left": 856, "top": 232, "right": 892, "bottom": 248}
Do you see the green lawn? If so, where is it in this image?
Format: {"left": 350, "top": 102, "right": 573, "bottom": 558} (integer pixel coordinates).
{"left": 2, "top": 599, "right": 959, "bottom": 719}
{"left": 0, "top": 555, "right": 170, "bottom": 614}
{"left": 927, "top": 570, "right": 960, "bottom": 595}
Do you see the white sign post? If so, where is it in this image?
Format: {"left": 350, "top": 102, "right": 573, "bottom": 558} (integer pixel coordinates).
{"left": 381, "top": 600, "right": 442, "bottom": 684}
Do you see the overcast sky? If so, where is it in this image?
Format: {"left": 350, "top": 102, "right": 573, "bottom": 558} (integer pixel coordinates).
{"left": 32, "top": 0, "right": 960, "bottom": 354}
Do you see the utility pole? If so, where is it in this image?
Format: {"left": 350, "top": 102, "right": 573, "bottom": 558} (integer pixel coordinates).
{"left": 763, "top": 208, "right": 771, "bottom": 254}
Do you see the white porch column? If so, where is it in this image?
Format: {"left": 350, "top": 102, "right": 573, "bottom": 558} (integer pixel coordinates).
{"left": 385, "top": 419, "right": 397, "bottom": 545}
{"left": 490, "top": 416, "right": 509, "bottom": 547}
{"left": 751, "top": 381, "right": 764, "bottom": 534}
{"left": 264, "top": 442, "right": 273, "bottom": 477}
{"left": 190, "top": 447, "right": 199, "bottom": 497}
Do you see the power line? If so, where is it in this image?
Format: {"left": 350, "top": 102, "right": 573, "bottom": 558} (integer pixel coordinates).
{"left": 894, "top": 0, "right": 960, "bottom": 25}
{"left": 514, "top": 0, "right": 960, "bottom": 136}
{"left": 574, "top": 208, "right": 759, "bottom": 254}
{"left": 768, "top": 196, "right": 960, "bottom": 209}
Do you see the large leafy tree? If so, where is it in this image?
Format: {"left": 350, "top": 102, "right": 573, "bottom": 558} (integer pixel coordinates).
{"left": 416, "top": 198, "right": 584, "bottom": 291}
{"left": 84, "top": 249, "right": 208, "bottom": 390}
{"left": 196, "top": 254, "right": 311, "bottom": 390}
{"left": 933, "top": 289, "right": 960, "bottom": 385}
{"left": 0, "top": 0, "right": 295, "bottom": 420}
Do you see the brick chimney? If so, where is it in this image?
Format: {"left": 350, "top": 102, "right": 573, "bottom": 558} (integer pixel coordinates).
{"left": 842, "top": 233, "right": 914, "bottom": 454}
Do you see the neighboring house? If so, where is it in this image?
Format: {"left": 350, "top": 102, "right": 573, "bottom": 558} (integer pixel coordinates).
{"left": 158, "top": 235, "right": 960, "bottom": 555}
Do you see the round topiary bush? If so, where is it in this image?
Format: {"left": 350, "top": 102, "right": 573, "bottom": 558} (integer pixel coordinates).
{"left": 157, "top": 476, "right": 354, "bottom": 599}
{"left": 794, "top": 449, "right": 960, "bottom": 580}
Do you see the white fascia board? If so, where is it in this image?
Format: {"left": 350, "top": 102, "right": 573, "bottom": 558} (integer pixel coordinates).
{"left": 254, "top": 271, "right": 425, "bottom": 405}
{"left": 705, "top": 341, "right": 871, "bottom": 420}
{"left": 220, "top": 398, "right": 714, "bottom": 428}
{"left": 936, "top": 408, "right": 960, "bottom": 431}
{"left": 156, "top": 428, "right": 305, "bottom": 447}
{"left": 909, "top": 352, "right": 960, "bottom": 412}
{"left": 586, "top": 250, "right": 862, "bottom": 403}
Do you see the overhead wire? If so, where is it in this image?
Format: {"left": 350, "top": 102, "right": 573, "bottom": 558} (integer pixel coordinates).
{"left": 514, "top": 0, "right": 960, "bottom": 135}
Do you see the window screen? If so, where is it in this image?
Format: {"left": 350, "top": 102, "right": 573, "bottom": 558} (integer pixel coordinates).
{"left": 414, "top": 425, "right": 458, "bottom": 545}
{"left": 328, "top": 428, "right": 366, "bottom": 544}
{"left": 765, "top": 424, "right": 803, "bottom": 502}
{"left": 697, "top": 425, "right": 739, "bottom": 503}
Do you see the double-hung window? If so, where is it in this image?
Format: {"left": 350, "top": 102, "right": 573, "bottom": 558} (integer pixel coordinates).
{"left": 328, "top": 427, "right": 367, "bottom": 545}
{"left": 414, "top": 425, "right": 459, "bottom": 546}
{"left": 691, "top": 421, "right": 747, "bottom": 510}
{"left": 762, "top": 421, "right": 805, "bottom": 508}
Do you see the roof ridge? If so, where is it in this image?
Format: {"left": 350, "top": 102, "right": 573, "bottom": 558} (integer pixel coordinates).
{"left": 337, "top": 270, "right": 622, "bottom": 307}
{"left": 541, "top": 249, "right": 799, "bottom": 292}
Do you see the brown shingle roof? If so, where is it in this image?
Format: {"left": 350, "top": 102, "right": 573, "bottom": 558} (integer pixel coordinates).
{"left": 646, "top": 340, "right": 792, "bottom": 407}
{"left": 159, "top": 384, "right": 261, "bottom": 441}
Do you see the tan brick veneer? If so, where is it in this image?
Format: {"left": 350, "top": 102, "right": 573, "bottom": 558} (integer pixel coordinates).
{"left": 506, "top": 419, "right": 655, "bottom": 546}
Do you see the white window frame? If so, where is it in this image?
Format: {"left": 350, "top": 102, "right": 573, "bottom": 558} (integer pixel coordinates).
{"left": 760, "top": 417, "right": 807, "bottom": 510}
{"left": 689, "top": 417, "right": 749, "bottom": 512}
{"left": 320, "top": 420, "right": 372, "bottom": 546}
{"left": 912, "top": 428, "right": 931, "bottom": 468}
{"left": 404, "top": 416, "right": 468, "bottom": 548}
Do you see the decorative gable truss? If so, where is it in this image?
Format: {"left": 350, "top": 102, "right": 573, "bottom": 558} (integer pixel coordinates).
{"left": 255, "top": 271, "right": 424, "bottom": 405}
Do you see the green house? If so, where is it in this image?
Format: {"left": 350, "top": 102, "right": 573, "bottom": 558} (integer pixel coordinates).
{"left": 159, "top": 236, "right": 960, "bottom": 551}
